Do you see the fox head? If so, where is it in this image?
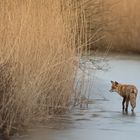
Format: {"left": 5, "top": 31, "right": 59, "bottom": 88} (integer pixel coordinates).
{"left": 109, "top": 81, "right": 119, "bottom": 92}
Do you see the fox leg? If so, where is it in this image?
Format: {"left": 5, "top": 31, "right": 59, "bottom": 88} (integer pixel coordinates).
{"left": 125, "top": 98, "right": 129, "bottom": 112}
{"left": 130, "top": 100, "right": 136, "bottom": 112}
{"left": 131, "top": 107, "right": 134, "bottom": 112}
{"left": 122, "top": 97, "right": 126, "bottom": 111}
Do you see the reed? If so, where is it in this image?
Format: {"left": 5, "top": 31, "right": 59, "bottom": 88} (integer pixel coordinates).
{"left": 0, "top": 0, "right": 87, "bottom": 137}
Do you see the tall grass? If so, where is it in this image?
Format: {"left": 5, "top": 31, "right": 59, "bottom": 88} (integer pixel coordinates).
{"left": 0, "top": 0, "right": 87, "bottom": 137}
{"left": 79, "top": 0, "right": 110, "bottom": 51}
{"left": 109, "top": 0, "right": 140, "bottom": 53}
{"left": 84, "top": 0, "right": 140, "bottom": 53}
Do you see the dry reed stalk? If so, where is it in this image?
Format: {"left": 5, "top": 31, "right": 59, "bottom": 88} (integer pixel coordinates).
{"left": 0, "top": 0, "right": 87, "bottom": 137}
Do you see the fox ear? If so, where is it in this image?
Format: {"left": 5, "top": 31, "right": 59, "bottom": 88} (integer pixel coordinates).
{"left": 111, "top": 80, "right": 114, "bottom": 84}
{"left": 115, "top": 81, "right": 118, "bottom": 85}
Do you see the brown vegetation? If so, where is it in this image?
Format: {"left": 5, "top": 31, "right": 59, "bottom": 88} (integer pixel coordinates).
{"left": 84, "top": 0, "right": 140, "bottom": 53}
{"left": 107, "top": 0, "right": 140, "bottom": 53}
{"left": 0, "top": 0, "right": 87, "bottom": 138}
{"left": 1, "top": 0, "right": 139, "bottom": 138}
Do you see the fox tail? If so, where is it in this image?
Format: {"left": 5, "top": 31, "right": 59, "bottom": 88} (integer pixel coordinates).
{"left": 130, "top": 93, "right": 137, "bottom": 110}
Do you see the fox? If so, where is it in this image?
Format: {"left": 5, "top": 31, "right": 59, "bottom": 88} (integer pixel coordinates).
{"left": 110, "top": 81, "right": 138, "bottom": 112}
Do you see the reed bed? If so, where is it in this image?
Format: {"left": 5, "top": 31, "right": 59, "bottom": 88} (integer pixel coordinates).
{"left": 109, "top": 0, "right": 140, "bottom": 53}
{"left": 0, "top": 0, "right": 87, "bottom": 137}
{"left": 85, "top": 0, "right": 140, "bottom": 53}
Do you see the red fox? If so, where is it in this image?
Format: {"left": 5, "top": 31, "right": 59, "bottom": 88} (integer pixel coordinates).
{"left": 110, "top": 81, "right": 138, "bottom": 112}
